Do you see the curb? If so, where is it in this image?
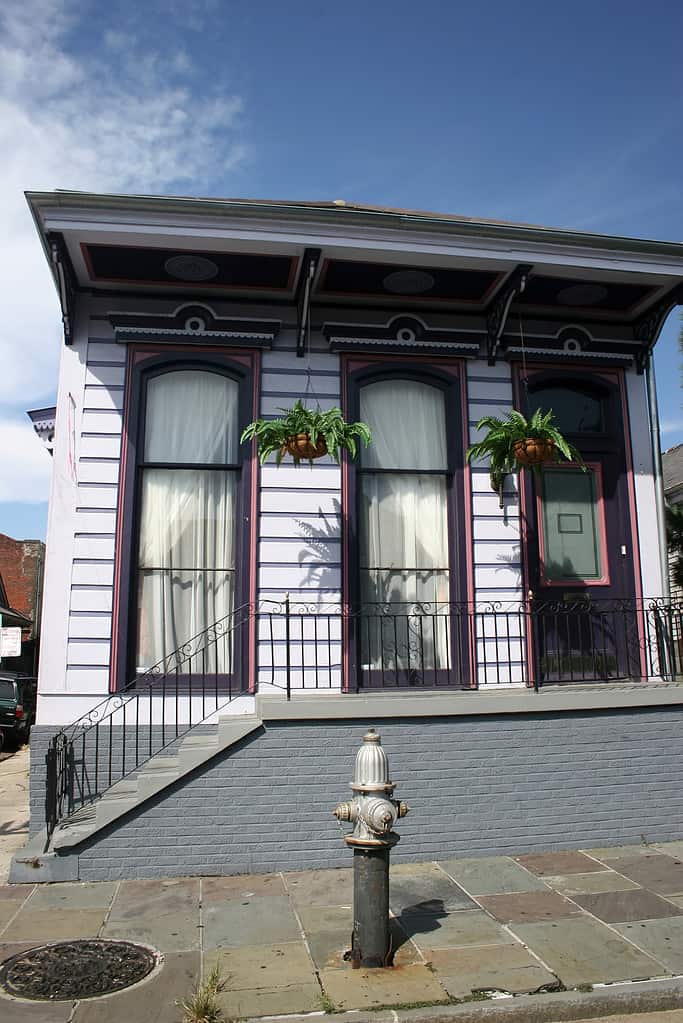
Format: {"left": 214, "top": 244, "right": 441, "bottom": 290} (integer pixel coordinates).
{"left": 248, "top": 976, "right": 683, "bottom": 1023}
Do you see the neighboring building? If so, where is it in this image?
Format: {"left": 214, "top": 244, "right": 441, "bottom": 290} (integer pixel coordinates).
{"left": 662, "top": 443, "right": 683, "bottom": 597}
{"left": 0, "top": 534, "right": 45, "bottom": 675}
{"left": 14, "top": 190, "right": 683, "bottom": 884}
{"left": 663, "top": 443, "right": 683, "bottom": 507}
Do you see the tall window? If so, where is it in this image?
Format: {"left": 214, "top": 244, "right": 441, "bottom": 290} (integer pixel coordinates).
{"left": 358, "top": 378, "right": 450, "bottom": 673}
{"left": 135, "top": 369, "right": 240, "bottom": 672}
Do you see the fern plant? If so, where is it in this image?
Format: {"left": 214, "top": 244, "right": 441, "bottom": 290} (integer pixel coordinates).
{"left": 466, "top": 408, "right": 584, "bottom": 504}
{"left": 241, "top": 399, "right": 372, "bottom": 466}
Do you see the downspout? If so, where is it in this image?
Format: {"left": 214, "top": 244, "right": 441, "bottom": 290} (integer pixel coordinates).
{"left": 645, "top": 358, "right": 670, "bottom": 599}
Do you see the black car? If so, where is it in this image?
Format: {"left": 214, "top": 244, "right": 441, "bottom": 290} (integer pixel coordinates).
{"left": 0, "top": 673, "right": 37, "bottom": 750}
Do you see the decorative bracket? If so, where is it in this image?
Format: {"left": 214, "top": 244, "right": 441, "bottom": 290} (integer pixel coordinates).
{"left": 486, "top": 264, "right": 534, "bottom": 365}
{"left": 296, "top": 248, "right": 321, "bottom": 357}
{"left": 634, "top": 283, "right": 683, "bottom": 373}
{"left": 48, "top": 233, "right": 77, "bottom": 345}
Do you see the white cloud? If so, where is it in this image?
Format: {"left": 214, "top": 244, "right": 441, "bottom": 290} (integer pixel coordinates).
{"left": 0, "top": 418, "right": 53, "bottom": 503}
{"left": 0, "top": 0, "right": 248, "bottom": 505}
{"left": 660, "top": 419, "right": 683, "bottom": 438}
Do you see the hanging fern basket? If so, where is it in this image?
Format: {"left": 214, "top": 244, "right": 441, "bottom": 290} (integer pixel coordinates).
{"left": 512, "top": 437, "right": 555, "bottom": 467}
{"left": 281, "top": 433, "right": 328, "bottom": 461}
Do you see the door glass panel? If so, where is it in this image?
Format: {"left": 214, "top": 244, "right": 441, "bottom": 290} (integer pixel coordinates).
{"left": 541, "top": 468, "right": 603, "bottom": 581}
{"left": 529, "top": 386, "right": 603, "bottom": 433}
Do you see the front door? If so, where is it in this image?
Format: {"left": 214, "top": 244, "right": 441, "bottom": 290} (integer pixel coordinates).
{"left": 522, "top": 371, "right": 641, "bottom": 683}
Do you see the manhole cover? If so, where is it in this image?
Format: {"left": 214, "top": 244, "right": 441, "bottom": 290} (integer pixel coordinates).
{"left": 0, "top": 940, "right": 157, "bottom": 1000}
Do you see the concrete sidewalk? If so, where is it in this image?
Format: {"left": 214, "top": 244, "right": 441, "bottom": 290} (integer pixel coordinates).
{"left": 0, "top": 745, "right": 29, "bottom": 885}
{"left": 2, "top": 842, "right": 683, "bottom": 1021}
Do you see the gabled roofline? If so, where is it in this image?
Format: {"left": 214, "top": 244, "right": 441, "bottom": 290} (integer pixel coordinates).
{"left": 25, "top": 189, "right": 683, "bottom": 261}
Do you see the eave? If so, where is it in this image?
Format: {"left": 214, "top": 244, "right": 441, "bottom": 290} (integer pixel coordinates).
{"left": 25, "top": 190, "right": 683, "bottom": 369}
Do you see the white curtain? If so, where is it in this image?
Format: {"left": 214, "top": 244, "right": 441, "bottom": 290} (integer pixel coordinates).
{"left": 135, "top": 370, "right": 239, "bottom": 673}
{"left": 144, "top": 370, "right": 239, "bottom": 464}
{"left": 360, "top": 380, "right": 447, "bottom": 470}
{"left": 360, "top": 474, "right": 449, "bottom": 605}
{"left": 358, "top": 380, "right": 450, "bottom": 673}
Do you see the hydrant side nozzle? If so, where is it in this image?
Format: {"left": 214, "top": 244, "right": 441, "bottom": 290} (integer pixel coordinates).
{"left": 397, "top": 801, "right": 410, "bottom": 818}
{"left": 333, "top": 801, "right": 357, "bottom": 823}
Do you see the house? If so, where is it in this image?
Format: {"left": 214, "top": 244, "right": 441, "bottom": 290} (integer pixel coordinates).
{"left": 14, "top": 191, "right": 683, "bottom": 883}
{"left": 0, "top": 534, "right": 45, "bottom": 675}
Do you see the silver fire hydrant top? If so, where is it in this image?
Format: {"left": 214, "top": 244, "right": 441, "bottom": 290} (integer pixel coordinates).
{"left": 333, "top": 728, "right": 409, "bottom": 848}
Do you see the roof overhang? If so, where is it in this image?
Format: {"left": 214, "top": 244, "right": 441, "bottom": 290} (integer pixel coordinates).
{"left": 26, "top": 190, "right": 683, "bottom": 369}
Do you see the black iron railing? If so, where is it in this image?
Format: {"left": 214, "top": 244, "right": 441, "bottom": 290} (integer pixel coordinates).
{"left": 258, "top": 597, "right": 683, "bottom": 693}
{"left": 45, "top": 602, "right": 257, "bottom": 844}
{"left": 46, "top": 596, "right": 683, "bottom": 842}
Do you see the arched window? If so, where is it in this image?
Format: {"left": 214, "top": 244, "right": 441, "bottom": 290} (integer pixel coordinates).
{"left": 527, "top": 384, "right": 604, "bottom": 434}
{"left": 357, "top": 377, "right": 451, "bottom": 675}
{"left": 134, "top": 368, "right": 241, "bottom": 672}
{"left": 358, "top": 379, "right": 449, "bottom": 607}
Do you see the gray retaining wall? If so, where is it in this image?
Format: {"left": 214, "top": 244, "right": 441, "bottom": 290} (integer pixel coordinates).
{"left": 28, "top": 706, "right": 683, "bottom": 880}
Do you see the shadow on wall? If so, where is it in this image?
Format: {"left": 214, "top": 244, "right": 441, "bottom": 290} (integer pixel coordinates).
{"left": 296, "top": 499, "right": 343, "bottom": 591}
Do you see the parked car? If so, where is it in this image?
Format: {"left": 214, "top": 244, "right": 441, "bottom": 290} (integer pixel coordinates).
{"left": 0, "top": 673, "right": 37, "bottom": 751}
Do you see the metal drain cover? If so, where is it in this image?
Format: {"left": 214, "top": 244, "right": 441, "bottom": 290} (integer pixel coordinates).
{"left": 0, "top": 940, "right": 157, "bottom": 1000}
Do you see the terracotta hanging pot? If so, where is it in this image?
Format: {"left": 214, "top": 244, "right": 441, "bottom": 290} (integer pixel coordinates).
{"left": 281, "top": 433, "right": 328, "bottom": 460}
{"left": 512, "top": 437, "right": 555, "bottom": 467}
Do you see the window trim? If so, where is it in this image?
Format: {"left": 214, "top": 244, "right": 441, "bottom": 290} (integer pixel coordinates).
{"left": 342, "top": 356, "right": 472, "bottom": 691}
{"left": 111, "top": 346, "right": 259, "bottom": 692}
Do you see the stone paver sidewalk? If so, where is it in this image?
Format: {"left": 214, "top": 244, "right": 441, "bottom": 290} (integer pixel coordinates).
{"left": 2, "top": 842, "right": 683, "bottom": 1021}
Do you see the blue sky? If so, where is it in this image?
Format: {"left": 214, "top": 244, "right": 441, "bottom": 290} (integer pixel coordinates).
{"left": 1, "top": 0, "right": 682, "bottom": 541}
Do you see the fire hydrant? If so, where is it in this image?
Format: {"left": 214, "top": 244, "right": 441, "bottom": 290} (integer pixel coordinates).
{"left": 333, "top": 728, "right": 409, "bottom": 968}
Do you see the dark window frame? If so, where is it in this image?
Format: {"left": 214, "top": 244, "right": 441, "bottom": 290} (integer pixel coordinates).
{"left": 113, "top": 350, "right": 256, "bottom": 691}
{"left": 344, "top": 361, "right": 470, "bottom": 690}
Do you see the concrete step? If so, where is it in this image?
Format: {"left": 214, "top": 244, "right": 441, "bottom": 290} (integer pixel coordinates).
{"left": 136, "top": 771, "right": 179, "bottom": 798}
{"left": 182, "top": 732, "right": 221, "bottom": 746}
{"left": 106, "top": 780, "right": 139, "bottom": 800}
{"left": 137, "top": 756, "right": 179, "bottom": 773}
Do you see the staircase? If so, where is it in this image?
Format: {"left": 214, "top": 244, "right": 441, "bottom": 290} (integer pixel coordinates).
{"left": 43, "top": 603, "right": 271, "bottom": 850}
{"left": 51, "top": 712, "right": 262, "bottom": 850}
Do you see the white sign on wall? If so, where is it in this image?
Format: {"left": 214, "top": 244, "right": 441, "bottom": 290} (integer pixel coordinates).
{"left": 0, "top": 628, "right": 22, "bottom": 658}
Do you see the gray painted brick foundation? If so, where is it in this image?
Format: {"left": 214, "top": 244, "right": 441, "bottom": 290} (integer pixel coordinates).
{"left": 28, "top": 706, "right": 683, "bottom": 881}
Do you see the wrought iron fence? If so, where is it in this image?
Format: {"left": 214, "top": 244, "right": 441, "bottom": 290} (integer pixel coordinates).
{"left": 46, "top": 596, "right": 683, "bottom": 842}
{"left": 257, "top": 597, "right": 683, "bottom": 693}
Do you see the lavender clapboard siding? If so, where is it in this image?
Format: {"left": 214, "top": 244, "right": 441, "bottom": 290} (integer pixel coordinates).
{"left": 58, "top": 320, "right": 126, "bottom": 699}
{"left": 68, "top": 614, "right": 114, "bottom": 639}
{"left": 466, "top": 361, "right": 524, "bottom": 685}
{"left": 45, "top": 309, "right": 660, "bottom": 714}
{"left": 76, "top": 484, "right": 119, "bottom": 509}
{"left": 257, "top": 339, "right": 343, "bottom": 688}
